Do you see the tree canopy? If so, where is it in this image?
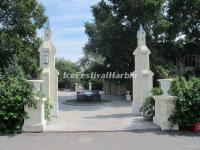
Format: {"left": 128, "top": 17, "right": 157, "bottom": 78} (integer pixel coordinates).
{"left": 0, "top": 0, "right": 47, "bottom": 77}
{"left": 82, "top": 0, "right": 200, "bottom": 76}
{"left": 56, "top": 58, "right": 80, "bottom": 89}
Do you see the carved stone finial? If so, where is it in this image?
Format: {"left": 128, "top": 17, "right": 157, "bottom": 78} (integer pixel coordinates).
{"left": 45, "top": 19, "right": 51, "bottom": 30}
{"left": 139, "top": 24, "right": 144, "bottom": 33}
{"left": 44, "top": 19, "right": 52, "bottom": 41}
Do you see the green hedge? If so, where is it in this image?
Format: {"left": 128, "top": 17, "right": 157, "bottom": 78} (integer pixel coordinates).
{"left": 0, "top": 65, "right": 37, "bottom": 133}
{"left": 169, "top": 77, "right": 200, "bottom": 127}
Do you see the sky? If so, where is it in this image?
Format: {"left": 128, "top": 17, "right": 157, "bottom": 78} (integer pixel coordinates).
{"left": 38, "top": 0, "right": 100, "bottom": 62}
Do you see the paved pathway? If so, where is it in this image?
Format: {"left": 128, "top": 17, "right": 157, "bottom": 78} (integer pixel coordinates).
{"left": 44, "top": 92, "right": 159, "bottom": 132}
{"left": 1, "top": 132, "right": 200, "bottom": 150}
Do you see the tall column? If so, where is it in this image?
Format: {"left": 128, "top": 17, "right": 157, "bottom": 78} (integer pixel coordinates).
{"left": 132, "top": 25, "right": 154, "bottom": 115}
{"left": 39, "top": 21, "right": 59, "bottom": 117}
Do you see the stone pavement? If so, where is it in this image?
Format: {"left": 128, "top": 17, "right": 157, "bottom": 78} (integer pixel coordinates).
{"left": 0, "top": 132, "right": 200, "bottom": 150}
{"left": 44, "top": 92, "right": 159, "bottom": 132}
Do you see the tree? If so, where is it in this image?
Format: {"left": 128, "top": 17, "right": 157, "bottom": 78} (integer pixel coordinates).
{"left": 55, "top": 58, "right": 80, "bottom": 89}
{"left": 83, "top": 0, "right": 200, "bottom": 79}
{"left": 83, "top": 0, "right": 168, "bottom": 88}
{"left": 0, "top": 0, "right": 47, "bottom": 77}
{"left": 84, "top": 0, "right": 166, "bottom": 73}
{"left": 166, "top": 0, "right": 200, "bottom": 75}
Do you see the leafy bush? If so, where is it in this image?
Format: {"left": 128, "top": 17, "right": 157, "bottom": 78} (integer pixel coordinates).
{"left": 153, "top": 65, "right": 172, "bottom": 79}
{"left": 152, "top": 65, "right": 174, "bottom": 87}
{"left": 169, "top": 77, "right": 200, "bottom": 127}
{"left": 34, "top": 92, "right": 53, "bottom": 122}
{"left": 140, "top": 87, "right": 162, "bottom": 121}
{"left": 151, "top": 87, "right": 163, "bottom": 95}
{"left": 35, "top": 92, "right": 53, "bottom": 121}
{"left": 0, "top": 65, "right": 36, "bottom": 133}
{"left": 140, "top": 96, "right": 155, "bottom": 121}
{"left": 169, "top": 77, "right": 189, "bottom": 96}
{"left": 45, "top": 100, "right": 53, "bottom": 121}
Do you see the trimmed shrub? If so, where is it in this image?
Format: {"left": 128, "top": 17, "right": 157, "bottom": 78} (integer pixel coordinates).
{"left": 140, "top": 96, "right": 155, "bottom": 121}
{"left": 140, "top": 87, "right": 162, "bottom": 121}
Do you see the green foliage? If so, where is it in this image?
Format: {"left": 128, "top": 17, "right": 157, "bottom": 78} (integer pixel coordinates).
{"left": 140, "top": 87, "right": 162, "bottom": 121}
{"left": 55, "top": 58, "right": 80, "bottom": 89}
{"left": 84, "top": 0, "right": 167, "bottom": 74}
{"left": 0, "top": 65, "right": 37, "bottom": 133}
{"left": 80, "top": 62, "right": 105, "bottom": 90}
{"left": 154, "top": 65, "right": 171, "bottom": 79}
{"left": 45, "top": 101, "right": 53, "bottom": 121}
{"left": 0, "top": 0, "right": 47, "bottom": 77}
{"left": 82, "top": 79, "right": 103, "bottom": 91}
{"left": 169, "top": 77, "right": 200, "bottom": 127}
{"left": 183, "top": 71, "right": 194, "bottom": 80}
{"left": 17, "top": 38, "right": 42, "bottom": 79}
{"left": 140, "top": 96, "right": 155, "bottom": 121}
{"left": 83, "top": 0, "right": 200, "bottom": 77}
{"left": 151, "top": 87, "right": 163, "bottom": 95}
{"left": 152, "top": 64, "right": 175, "bottom": 86}
{"left": 33, "top": 91, "right": 52, "bottom": 121}
{"left": 167, "top": 0, "right": 200, "bottom": 58}
{"left": 169, "top": 77, "right": 189, "bottom": 96}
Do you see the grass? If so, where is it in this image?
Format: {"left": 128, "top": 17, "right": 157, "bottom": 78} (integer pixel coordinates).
{"left": 63, "top": 99, "right": 112, "bottom": 106}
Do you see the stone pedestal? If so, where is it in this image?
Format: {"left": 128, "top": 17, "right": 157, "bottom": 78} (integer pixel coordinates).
{"left": 23, "top": 80, "right": 47, "bottom": 132}
{"left": 153, "top": 96, "right": 179, "bottom": 130}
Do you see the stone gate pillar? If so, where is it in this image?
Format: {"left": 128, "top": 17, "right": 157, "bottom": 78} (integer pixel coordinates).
{"left": 132, "top": 25, "right": 154, "bottom": 115}
{"left": 38, "top": 21, "right": 59, "bottom": 117}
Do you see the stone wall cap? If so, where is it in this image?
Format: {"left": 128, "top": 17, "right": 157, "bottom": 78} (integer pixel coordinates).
{"left": 27, "top": 80, "right": 44, "bottom": 83}
{"left": 142, "top": 70, "right": 154, "bottom": 76}
{"left": 153, "top": 95, "right": 176, "bottom": 100}
{"left": 158, "top": 79, "right": 174, "bottom": 81}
